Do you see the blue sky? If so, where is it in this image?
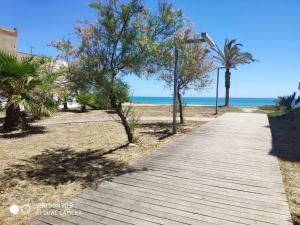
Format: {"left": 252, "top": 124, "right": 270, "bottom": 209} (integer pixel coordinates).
{"left": 0, "top": 0, "right": 299, "bottom": 98}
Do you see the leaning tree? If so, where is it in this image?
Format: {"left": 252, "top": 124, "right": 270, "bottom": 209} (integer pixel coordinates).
{"left": 76, "top": 0, "right": 183, "bottom": 143}
{"left": 212, "top": 39, "right": 257, "bottom": 107}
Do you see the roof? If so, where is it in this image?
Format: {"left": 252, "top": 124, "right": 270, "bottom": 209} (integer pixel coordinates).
{"left": 0, "top": 26, "right": 17, "bottom": 37}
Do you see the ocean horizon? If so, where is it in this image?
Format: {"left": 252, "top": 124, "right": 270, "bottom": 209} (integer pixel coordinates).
{"left": 130, "top": 96, "right": 276, "bottom": 107}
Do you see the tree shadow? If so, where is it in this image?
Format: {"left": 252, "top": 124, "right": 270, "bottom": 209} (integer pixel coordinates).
{"left": 137, "top": 122, "right": 173, "bottom": 140}
{"left": 60, "top": 108, "right": 90, "bottom": 113}
{"left": 137, "top": 121, "right": 196, "bottom": 140}
{"left": 0, "top": 125, "right": 47, "bottom": 138}
{"left": 268, "top": 109, "right": 300, "bottom": 162}
{"left": 0, "top": 145, "right": 142, "bottom": 190}
{"left": 104, "top": 110, "right": 117, "bottom": 114}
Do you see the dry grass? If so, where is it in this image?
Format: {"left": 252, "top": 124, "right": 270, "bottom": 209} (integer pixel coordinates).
{"left": 128, "top": 104, "right": 241, "bottom": 117}
{"left": 268, "top": 108, "right": 300, "bottom": 225}
{"left": 0, "top": 115, "right": 203, "bottom": 225}
{"left": 33, "top": 105, "right": 241, "bottom": 124}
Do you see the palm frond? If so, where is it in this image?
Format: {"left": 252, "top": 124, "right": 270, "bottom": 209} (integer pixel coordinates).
{"left": 276, "top": 92, "right": 297, "bottom": 110}
{"left": 212, "top": 39, "right": 257, "bottom": 69}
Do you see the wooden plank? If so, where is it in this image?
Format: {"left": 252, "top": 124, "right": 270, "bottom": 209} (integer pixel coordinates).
{"left": 83, "top": 188, "right": 287, "bottom": 224}
{"left": 33, "top": 215, "right": 76, "bottom": 225}
{"left": 119, "top": 170, "right": 285, "bottom": 195}
{"left": 28, "top": 219, "right": 49, "bottom": 225}
{"left": 28, "top": 113, "right": 292, "bottom": 225}
{"left": 97, "top": 181, "right": 290, "bottom": 215}
{"left": 76, "top": 192, "right": 232, "bottom": 225}
{"left": 111, "top": 176, "right": 288, "bottom": 204}
{"left": 71, "top": 195, "right": 212, "bottom": 225}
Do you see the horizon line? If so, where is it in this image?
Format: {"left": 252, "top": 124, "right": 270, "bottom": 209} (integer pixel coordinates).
{"left": 130, "top": 96, "right": 278, "bottom": 99}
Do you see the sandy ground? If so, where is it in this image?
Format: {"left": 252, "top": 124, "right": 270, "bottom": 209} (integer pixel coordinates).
{"left": 25, "top": 105, "right": 242, "bottom": 126}
{"left": 0, "top": 107, "right": 204, "bottom": 225}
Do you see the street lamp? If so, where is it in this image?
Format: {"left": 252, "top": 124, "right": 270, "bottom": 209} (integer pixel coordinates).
{"left": 30, "top": 46, "right": 34, "bottom": 55}
{"left": 201, "top": 32, "right": 215, "bottom": 48}
{"left": 172, "top": 33, "right": 215, "bottom": 134}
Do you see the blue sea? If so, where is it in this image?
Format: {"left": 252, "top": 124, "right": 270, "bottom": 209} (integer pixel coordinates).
{"left": 130, "top": 97, "right": 276, "bottom": 107}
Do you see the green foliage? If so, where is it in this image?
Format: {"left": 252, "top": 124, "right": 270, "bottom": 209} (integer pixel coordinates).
{"left": 51, "top": 39, "right": 90, "bottom": 109}
{"left": 295, "top": 96, "right": 300, "bottom": 106}
{"left": 90, "top": 92, "right": 109, "bottom": 110}
{"left": 212, "top": 39, "right": 257, "bottom": 107}
{"left": 76, "top": 92, "right": 94, "bottom": 107}
{"left": 73, "top": 0, "right": 183, "bottom": 142}
{"left": 258, "top": 105, "right": 279, "bottom": 111}
{"left": 0, "top": 51, "right": 59, "bottom": 120}
{"left": 276, "top": 92, "right": 297, "bottom": 110}
{"left": 123, "top": 104, "right": 141, "bottom": 135}
{"left": 212, "top": 39, "right": 257, "bottom": 69}
{"left": 268, "top": 109, "right": 287, "bottom": 118}
{"left": 86, "top": 79, "right": 129, "bottom": 110}
{"left": 77, "top": 0, "right": 183, "bottom": 99}
{"left": 113, "top": 79, "right": 130, "bottom": 104}
{"left": 21, "top": 95, "right": 59, "bottom": 119}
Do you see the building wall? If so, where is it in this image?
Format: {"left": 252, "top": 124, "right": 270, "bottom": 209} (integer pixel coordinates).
{"left": 0, "top": 27, "right": 17, "bottom": 54}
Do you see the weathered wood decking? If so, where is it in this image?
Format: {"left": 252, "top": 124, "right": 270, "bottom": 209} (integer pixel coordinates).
{"left": 30, "top": 113, "right": 292, "bottom": 225}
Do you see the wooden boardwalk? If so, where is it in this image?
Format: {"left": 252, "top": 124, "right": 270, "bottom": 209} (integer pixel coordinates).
{"left": 29, "top": 113, "right": 292, "bottom": 225}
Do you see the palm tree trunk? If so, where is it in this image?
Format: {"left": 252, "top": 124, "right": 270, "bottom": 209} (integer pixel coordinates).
{"left": 225, "top": 68, "right": 231, "bottom": 107}
{"left": 4, "top": 103, "right": 21, "bottom": 131}
{"left": 177, "top": 91, "right": 184, "bottom": 124}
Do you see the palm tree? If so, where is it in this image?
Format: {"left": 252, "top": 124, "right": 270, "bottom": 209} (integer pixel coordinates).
{"left": 212, "top": 39, "right": 257, "bottom": 107}
{"left": 0, "top": 52, "right": 58, "bottom": 131}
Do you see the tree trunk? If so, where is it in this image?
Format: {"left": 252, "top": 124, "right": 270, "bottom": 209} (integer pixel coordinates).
{"left": 3, "top": 103, "right": 21, "bottom": 131}
{"left": 81, "top": 104, "right": 86, "bottom": 112}
{"left": 225, "top": 68, "right": 231, "bottom": 108}
{"left": 177, "top": 92, "right": 184, "bottom": 124}
{"left": 63, "top": 101, "right": 68, "bottom": 110}
{"left": 110, "top": 95, "right": 134, "bottom": 143}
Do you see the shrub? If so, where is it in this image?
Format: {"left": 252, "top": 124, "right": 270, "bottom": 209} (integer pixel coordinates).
{"left": 90, "top": 87, "right": 110, "bottom": 110}
{"left": 258, "top": 105, "right": 279, "bottom": 111}
{"left": 76, "top": 92, "right": 94, "bottom": 111}
{"left": 296, "top": 96, "right": 300, "bottom": 106}
{"left": 276, "top": 92, "right": 297, "bottom": 110}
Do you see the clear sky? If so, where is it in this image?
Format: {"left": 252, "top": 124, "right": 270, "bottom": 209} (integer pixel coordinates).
{"left": 0, "top": 0, "right": 299, "bottom": 98}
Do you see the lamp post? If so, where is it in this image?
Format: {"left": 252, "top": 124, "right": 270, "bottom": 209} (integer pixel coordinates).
{"left": 215, "top": 67, "right": 220, "bottom": 114}
{"left": 30, "top": 46, "right": 34, "bottom": 55}
{"left": 172, "top": 33, "right": 215, "bottom": 134}
{"left": 215, "top": 66, "right": 227, "bottom": 114}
